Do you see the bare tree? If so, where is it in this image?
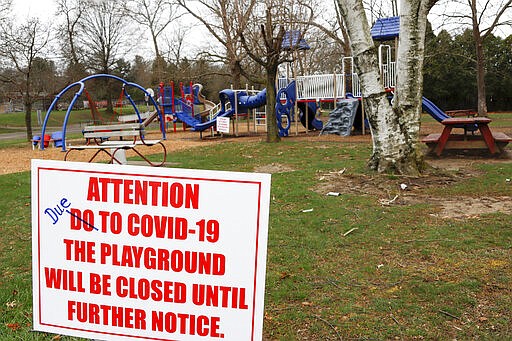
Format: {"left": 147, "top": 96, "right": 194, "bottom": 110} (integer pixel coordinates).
{"left": 80, "top": 0, "right": 131, "bottom": 74}
{"left": 336, "top": 0, "right": 437, "bottom": 174}
{"left": 0, "top": 18, "right": 50, "bottom": 140}
{"left": 56, "top": 0, "right": 84, "bottom": 65}
{"left": 241, "top": 7, "right": 289, "bottom": 142}
{"left": 79, "top": 0, "right": 132, "bottom": 112}
{"left": 127, "top": 0, "right": 181, "bottom": 81}
{"left": 240, "top": 0, "right": 315, "bottom": 142}
{"left": 300, "top": 0, "right": 350, "bottom": 57}
{"left": 433, "top": 0, "right": 512, "bottom": 116}
{"left": 127, "top": 0, "right": 180, "bottom": 58}
{"left": 176, "top": 0, "right": 257, "bottom": 88}
{"left": 0, "top": 0, "right": 10, "bottom": 22}
{"left": 55, "top": 0, "right": 87, "bottom": 82}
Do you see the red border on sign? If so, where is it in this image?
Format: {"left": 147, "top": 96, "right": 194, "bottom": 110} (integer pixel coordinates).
{"left": 36, "top": 166, "right": 266, "bottom": 341}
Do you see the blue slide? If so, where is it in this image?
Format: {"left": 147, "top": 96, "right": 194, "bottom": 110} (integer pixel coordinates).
{"left": 422, "top": 96, "right": 451, "bottom": 122}
{"left": 174, "top": 89, "right": 236, "bottom": 132}
{"left": 276, "top": 81, "right": 323, "bottom": 136}
{"left": 422, "top": 96, "right": 477, "bottom": 131}
{"left": 174, "top": 88, "right": 269, "bottom": 132}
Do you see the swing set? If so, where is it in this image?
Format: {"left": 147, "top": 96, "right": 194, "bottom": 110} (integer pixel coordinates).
{"left": 39, "top": 74, "right": 166, "bottom": 152}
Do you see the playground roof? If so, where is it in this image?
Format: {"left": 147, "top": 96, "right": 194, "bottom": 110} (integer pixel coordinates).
{"left": 371, "top": 16, "right": 400, "bottom": 41}
{"left": 281, "top": 30, "right": 310, "bottom": 51}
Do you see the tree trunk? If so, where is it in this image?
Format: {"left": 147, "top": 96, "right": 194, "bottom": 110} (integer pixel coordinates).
{"left": 25, "top": 99, "right": 33, "bottom": 141}
{"left": 24, "top": 73, "right": 33, "bottom": 141}
{"left": 336, "top": 0, "right": 427, "bottom": 174}
{"left": 230, "top": 60, "right": 242, "bottom": 89}
{"left": 265, "top": 66, "right": 280, "bottom": 143}
{"left": 473, "top": 34, "right": 488, "bottom": 116}
{"left": 391, "top": 0, "right": 430, "bottom": 173}
{"left": 151, "top": 26, "right": 160, "bottom": 59}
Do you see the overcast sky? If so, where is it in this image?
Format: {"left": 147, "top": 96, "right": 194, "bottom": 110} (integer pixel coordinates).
{"left": 14, "top": 0, "right": 55, "bottom": 19}
{"left": 13, "top": 0, "right": 512, "bottom": 45}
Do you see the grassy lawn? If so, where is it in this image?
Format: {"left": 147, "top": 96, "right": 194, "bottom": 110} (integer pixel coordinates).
{"left": 0, "top": 138, "right": 511, "bottom": 340}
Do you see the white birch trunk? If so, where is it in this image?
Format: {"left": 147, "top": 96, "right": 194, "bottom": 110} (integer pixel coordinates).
{"left": 392, "top": 0, "right": 432, "bottom": 173}
{"left": 336, "top": 0, "right": 431, "bottom": 174}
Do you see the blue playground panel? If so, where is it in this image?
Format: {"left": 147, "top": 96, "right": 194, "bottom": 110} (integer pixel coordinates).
{"left": 371, "top": 16, "right": 400, "bottom": 41}
{"left": 282, "top": 30, "right": 310, "bottom": 50}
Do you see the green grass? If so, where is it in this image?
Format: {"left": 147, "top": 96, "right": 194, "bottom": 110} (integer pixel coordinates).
{"left": 0, "top": 140, "right": 511, "bottom": 340}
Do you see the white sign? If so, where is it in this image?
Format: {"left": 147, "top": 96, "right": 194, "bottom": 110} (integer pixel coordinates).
{"left": 32, "top": 160, "right": 271, "bottom": 341}
{"left": 216, "top": 117, "right": 230, "bottom": 133}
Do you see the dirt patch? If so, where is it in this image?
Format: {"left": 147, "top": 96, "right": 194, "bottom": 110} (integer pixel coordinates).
{"left": 255, "top": 163, "right": 295, "bottom": 174}
{"left": 435, "top": 196, "right": 512, "bottom": 219}
{"left": 315, "top": 160, "right": 512, "bottom": 219}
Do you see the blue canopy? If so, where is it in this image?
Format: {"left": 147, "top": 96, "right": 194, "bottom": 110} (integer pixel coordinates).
{"left": 371, "top": 16, "right": 400, "bottom": 41}
{"left": 281, "top": 30, "right": 310, "bottom": 50}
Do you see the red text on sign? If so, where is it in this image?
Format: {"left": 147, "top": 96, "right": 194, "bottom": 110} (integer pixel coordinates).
{"left": 63, "top": 239, "right": 96, "bottom": 263}
{"left": 116, "top": 276, "right": 186, "bottom": 303}
{"left": 67, "top": 300, "right": 146, "bottom": 330}
{"left": 44, "top": 267, "right": 86, "bottom": 293}
{"left": 151, "top": 310, "right": 223, "bottom": 338}
{"left": 127, "top": 214, "right": 188, "bottom": 239}
{"left": 89, "top": 273, "right": 112, "bottom": 296}
{"left": 99, "top": 243, "right": 226, "bottom": 274}
{"left": 192, "top": 284, "right": 248, "bottom": 309}
{"left": 86, "top": 177, "right": 199, "bottom": 209}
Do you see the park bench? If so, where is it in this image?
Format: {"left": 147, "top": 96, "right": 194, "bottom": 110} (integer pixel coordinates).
{"left": 422, "top": 117, "right": 511, "bottom": 156}
{"left": 64, "top": 121, "right": 167, "bottom": 166}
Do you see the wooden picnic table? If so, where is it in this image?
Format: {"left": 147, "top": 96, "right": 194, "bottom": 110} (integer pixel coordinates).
{"left": 422, "top": 117, "right": 511, "bottom": 156}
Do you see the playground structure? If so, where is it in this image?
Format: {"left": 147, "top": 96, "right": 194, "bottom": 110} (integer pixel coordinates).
{"left": 38, "top": 74, "right": 166, "bottom": 152}
{"left": 371, "top": 16, "right": 484, "bottom": 126}
{"left": 156, "top": 29, "right": 365, "bottom": 138}
{"left": 158, "top": 55, "right": 364, "bottom": 138}
{"left": 276, "top": 55, "right": 364, "bottom": 136}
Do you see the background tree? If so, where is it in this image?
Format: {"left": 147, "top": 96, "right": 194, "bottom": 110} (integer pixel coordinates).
{"left": 484, "top": 34, "right": 512, "bottom": 111}
{"left": 79, "top": 0, "right": 132, "bottom": 113}
{"left": 127, "top": 0, "right": 181, "bottom": 81}
{"left": 0, "top": 0, "right": 10, "bottom": 22}
{"left": 55, "top": 0, "right": 87, "bottom": 83}
{"left": 241, "top": 8, "right": 288, "bottom": 142}
{"left": 176, "top": 0, "right": 257, "bottom": 88}
{"left": 0, "top": 17, "right": 50, "bottom": 140}
{"left": 424, "top": 28, "right": 475, "bottom": 109}
{"left": 433, "top": 0, "right": 512, "bottom": 116}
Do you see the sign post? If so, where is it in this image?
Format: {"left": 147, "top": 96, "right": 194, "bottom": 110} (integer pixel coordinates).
{"left": 32, "top": 160, "right": 271, "bottom": 341}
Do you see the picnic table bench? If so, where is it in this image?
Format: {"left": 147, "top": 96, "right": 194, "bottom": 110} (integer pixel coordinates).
{"left": 64, "top": 122, "right": 167, "bottom": 166}
{"left": 445, "top": 109, "right": 477, "bottom": 117}
{"left": 422, "top": 117, "right": 511, "bottom": 156}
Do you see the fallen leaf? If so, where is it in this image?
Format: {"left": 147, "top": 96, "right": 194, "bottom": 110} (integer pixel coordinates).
{"left": 6, "top": 323, "right": 21, "bottom": 331}
{"left": 5, "top": 301, "right": 17, "bottom": 308}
